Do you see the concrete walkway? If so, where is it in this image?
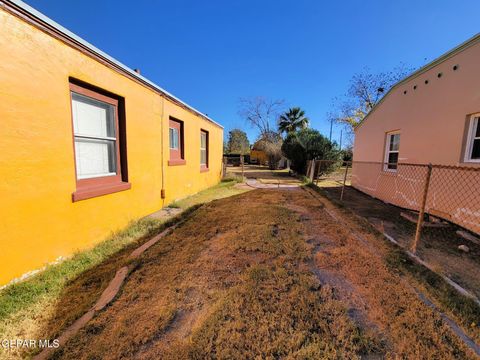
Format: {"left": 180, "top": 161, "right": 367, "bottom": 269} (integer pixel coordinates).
{"left": 228, "top": 165, "right": 302, "bottom": 189}
{"left": 245, "top": 178, "right": 300, "bottom": 189}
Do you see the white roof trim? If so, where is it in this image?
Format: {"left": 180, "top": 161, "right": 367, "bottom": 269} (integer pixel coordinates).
{"left": 3, "top": 0, "right": 223, "bottom": 129}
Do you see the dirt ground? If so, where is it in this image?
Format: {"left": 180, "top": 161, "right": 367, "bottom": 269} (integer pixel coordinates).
{"left": 320, "top": 184, "right": 480, "bottom": 300}
{"left": 20, "top": 179, "right": 479, "bottom": 359}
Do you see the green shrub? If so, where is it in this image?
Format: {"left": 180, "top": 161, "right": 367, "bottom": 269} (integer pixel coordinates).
{"left": 282, "top": 128, "right": 340, "bottom": 174}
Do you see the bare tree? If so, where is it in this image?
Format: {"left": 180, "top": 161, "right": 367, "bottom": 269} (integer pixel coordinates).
{"left": 238, "top": 97, "right": 285, "bottom": 169}
{"left": 330, "top": 65, "right": 413, "bottom": 139}
{"left": 238, "top": 97, "right": 285, "bottom": 137}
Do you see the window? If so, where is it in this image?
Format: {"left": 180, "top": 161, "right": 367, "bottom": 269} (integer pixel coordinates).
{"left": 169, "top": 128, "right": 179, "bottom": 150}
{"left": 200, "top": 130, "right": 209, "bottom": 171}
{"left": 384, "top": 132, "right": 400, "bottom": 171}
{"left": 70, "top": 82, "right": 130, "bottom": 201}
{"left": 168, "top": 118, "right": 185, "bottom": 165}
{"left": 465, "top": 114, "right": 480, "bottom": 162}
{"left": 72, "top": 92, "right": 117, "bottom": 179}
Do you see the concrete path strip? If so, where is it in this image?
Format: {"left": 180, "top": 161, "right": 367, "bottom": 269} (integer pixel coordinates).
{"left": 129, "top": 226, "right": 177, "bottom": 260}
{"left": 415, "top": 289, "right": 480, "bottom": 357}
{"left": 93, "top": 267, "right": 129, "bottom": 312}
{"left": 33, "top": 223, "right": 179, "bottom": 360}
{"left": 36, "top": 267, "right": 129, "bottom": 360}
{"left": 246, "top": 178, "right": 300, "bottom": 189}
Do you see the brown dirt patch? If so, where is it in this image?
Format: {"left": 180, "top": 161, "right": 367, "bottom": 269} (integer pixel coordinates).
{"left": 32, "top": 188, "right": 478, "bottom": 359}
{"left": 322, "top": 185, "right": 480, "bottom": 299}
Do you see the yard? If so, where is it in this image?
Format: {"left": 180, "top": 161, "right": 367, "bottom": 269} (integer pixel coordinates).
{"left": 319, "top": 183, "right": 480, "bottom": 300}
{"left": 1, "top": 168, "right": 479, "bottom": 359}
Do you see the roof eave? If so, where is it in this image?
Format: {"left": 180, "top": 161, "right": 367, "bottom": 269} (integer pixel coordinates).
{"left": 1, "top": 0, "right": 223, "bottom": 129}
{"left": 354, "top": 32, "right": 480, "bottom": 132}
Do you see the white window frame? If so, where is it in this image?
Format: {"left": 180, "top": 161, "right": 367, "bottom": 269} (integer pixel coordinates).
{"left": 464, "top": 114, "right": 480, "bottom": 163}
{"left": 169, "top": 127, "right": 179, "bottom": 150}
{"left": 71, "top": 92, "right": 118, "bottom": 180}
{"left": 200, "top": 131, "right": 208, "bottom": 167}
{"left": 384, "top": 131, "right": 400, "bottom": 172}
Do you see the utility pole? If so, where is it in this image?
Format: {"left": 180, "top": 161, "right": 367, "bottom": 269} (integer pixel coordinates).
{"left": 339, "top": 130, "right": 342, "bottom": 150}
{"left": 329, "top": 118, "right": 333, "bottom": 141}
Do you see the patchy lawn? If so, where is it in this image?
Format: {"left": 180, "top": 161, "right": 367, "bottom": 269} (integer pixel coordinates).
{"left": 11, "top": 186, "right": 479, "bottom": 359}
{"left": 172, "top": 178, "right": 249, "bottom": 209}
{"left": 319, "top": 184, "right": 480, "bottom": 300}
{"left": 0, "top": 180, "right": 246, "bottom": 360}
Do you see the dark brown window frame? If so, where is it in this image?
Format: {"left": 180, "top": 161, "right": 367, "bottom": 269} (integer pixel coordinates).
{"left": 69, "top": 80, "right": 130, "bottom": 202}
{"left": 200, "top": 129, "right": 209, "bottom": 172}
{"left": 168, "top": 117, "right": 186, "bottom": 166}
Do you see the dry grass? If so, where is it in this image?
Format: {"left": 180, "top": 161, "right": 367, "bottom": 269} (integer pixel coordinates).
{"left": 310, "top": 184, "right": 480, "bottom": 343}
{"left": 183, "top": 267, "right": 378, "bottom": 359}
{"left": 319, "top": 184, "right": 480, "bottom": 299}
{"left": 19, "top": 187, "right": 478, "bottom": 359}
{"left": 0, "top": 180, "right": 246, "bottom": 360}
{"left": 40, "top": 190, "right": 382, "bottom": 359}
{"left": 287, "top": 187, "right": 477, "bottom": 358}
{"left": 0, "top": 217, "right": 170, "bottom": 360}
{"left": 172, "top": 178, "right": 249, "bottom": 209}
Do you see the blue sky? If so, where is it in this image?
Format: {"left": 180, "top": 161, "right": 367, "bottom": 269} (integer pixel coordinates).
{"left": 26, "top": 0, "right": 480, "bottom": 144}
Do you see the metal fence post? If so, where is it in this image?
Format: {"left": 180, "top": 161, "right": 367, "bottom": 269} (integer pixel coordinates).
{"left": 340, "top": 161, "right": 350, "bottom": 201}
{"left": 240, "top": 155, "right": 245, "bottom": 179}
{"left": 222, "top": 156, "right": 227, "bottom": 177}
{"left": 411, "top": 163, "right": 433, "bottom": 253}
{"left": 308, "top": 160, "right": 314, "bottom": 182}
{"left": 315, "top": 160, "right": 322, "bottom": 185}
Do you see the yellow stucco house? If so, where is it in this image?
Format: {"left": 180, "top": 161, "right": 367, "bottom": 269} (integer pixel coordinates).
{"left": 0, "top": 0, "right": 223, "bottom": 285}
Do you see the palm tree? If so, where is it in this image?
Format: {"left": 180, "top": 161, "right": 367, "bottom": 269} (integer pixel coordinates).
{"left": 278, "top": 107, "right": 309, "bottom": 135}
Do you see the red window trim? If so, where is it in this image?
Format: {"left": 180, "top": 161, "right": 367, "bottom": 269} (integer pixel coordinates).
{"left": 168, "top": 159, "right": 187, "bottom": 166}
{"left": 72, "top": 182, "right": 131, "bottom": 202}
{"left": 200, "top": 129, "right": 209, "bottom": 171}
{"left": 169, "top": 117, "right": 185, "bottom": 166}
{"left": 69, "top": 82, "right": 130, "bottom": 202}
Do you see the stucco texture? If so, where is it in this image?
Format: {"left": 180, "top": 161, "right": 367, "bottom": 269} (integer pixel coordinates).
{"left": 0, "top": 10, "right": 223, "bottom": 285}
{"left": 352, "top": 40, "right": 480, "bottom": 235}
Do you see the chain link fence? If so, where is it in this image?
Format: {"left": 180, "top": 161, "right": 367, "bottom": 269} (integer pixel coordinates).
{"left": 310, "top": 159, "right": 480, "bottom": 298}
{"left": 308, "top": 159, "right": 480, "bottom": 252}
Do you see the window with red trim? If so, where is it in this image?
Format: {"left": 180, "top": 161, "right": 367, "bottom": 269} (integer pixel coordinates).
{"left": 200, "top": 130, "right": 209, "bottom": 171}
{"left": 70, "top": 81, "right": 130, "bottom": 201}
{"left": 168, "top": 118, "right": 185, "bottom": 165}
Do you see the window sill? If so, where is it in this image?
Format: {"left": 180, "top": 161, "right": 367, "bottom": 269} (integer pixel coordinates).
{"left": 462, "top": 159, "right": 480, "bottom": 164}
{"left": 381, "top": 165, "right": 399, "bottom": 173}
{"left": 200, "top": 167, "right": 209, "bottom": 173}
{"left": 72, "top": 182, "right": 131, "bottom": 202}
{"left": 168, "top": 159, "right": 186, "bottom": 166}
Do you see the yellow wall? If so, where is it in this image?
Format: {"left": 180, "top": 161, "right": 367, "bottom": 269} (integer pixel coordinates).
{"left": 0, "top": 9, "right": 223, "bottom": 285}
{"left": 250, "top": 150, "right": 268, "bottom": 165}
